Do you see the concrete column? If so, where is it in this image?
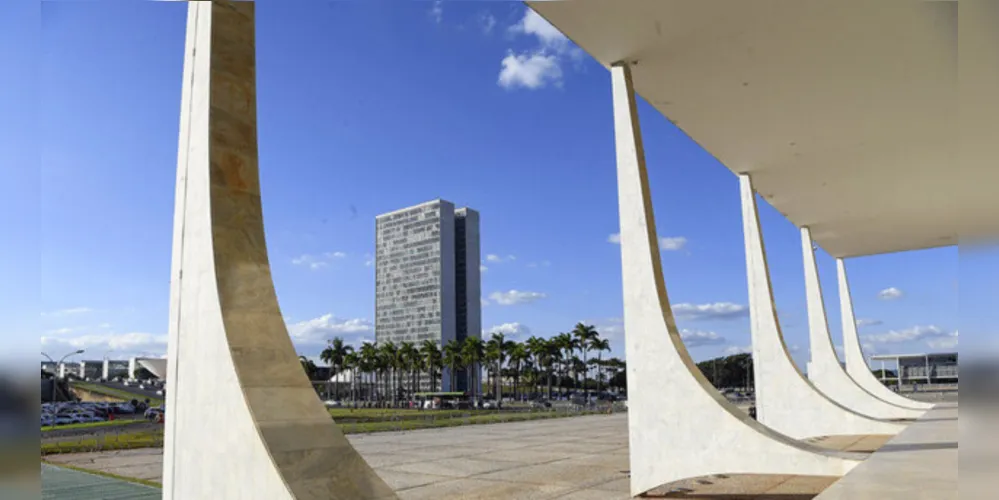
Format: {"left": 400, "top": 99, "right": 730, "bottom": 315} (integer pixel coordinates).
{"left": 162, "top": 3, "right": 394, "bottom": 499}
{"left": 128, "top": 358, "right": 137, "bottom": 380}
{"left": 801, "top": 227, "right": 924, "bottom": 419}
{"left": 836, "top": 259, "right": 933, "bottom": 410}
{"left": 740, "top": 174, "right": 904, "bottom": 438}
{"left": 612, "top": 63, "right": 860, "bottom": 497}
{"left": 102, "top": 359, "right": 110, "bottom": 380}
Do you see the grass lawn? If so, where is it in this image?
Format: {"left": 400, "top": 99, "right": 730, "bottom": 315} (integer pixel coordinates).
{"left": 72, "top": 382, "right": 165, "bottom": 406}
{"left": 42, "top": 408, "right": 610, "bottom": 455}
{"left": 42, "top": 429, "right": 163, "bottom": 455}
{"left": 42, "top": 419, "right": 146, "bottom": 433}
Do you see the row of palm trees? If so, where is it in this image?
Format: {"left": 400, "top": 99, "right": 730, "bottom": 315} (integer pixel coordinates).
{"left": 313, "top": 323, "right": 625, "bottom": 403}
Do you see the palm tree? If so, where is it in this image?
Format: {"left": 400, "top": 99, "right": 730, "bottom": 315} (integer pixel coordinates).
{"left": 399, "top": 341, "right": 419, "bottom": 398}
{"left": 343, "top": 351, "right": 360, "bottom": 403}
{"left": 508, "top": 343, "right": 528, "bottom": 400}
{"left": 525, "top": 336, "right": 548, "bottom": 398}
{"left": 320, "top": 337, "right": 353, "bottom": 401}
{"left": 299, "top": 356, "right": 318, "bottom": 382}
{"left": 378, "top": 342, "right": 399, "bottom": 404}
{"left": 443, "top": 339, "right": 464, "bottom": 392}
{"left": 572, "top": 323, "right": 600, "bottom": 398}
{"left": 486, "top": 333, "right": 514, "bottom": 400}
{"left": 554, "top": 332, "right": 576, "bottom": 396}
{"left": 461, "top": 336, "right": 485, "bottom": 397}
{"left": 589, "top": 337, "right": 611, "bottom": 396}
{"left": 359, "top": 342, "right": 378, "bottom": 401}
{"left": 420, "top": 340, "right": 442, "bottom": 392}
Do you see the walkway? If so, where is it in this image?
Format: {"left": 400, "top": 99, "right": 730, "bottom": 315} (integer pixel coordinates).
{"left": 815, "top": 403, "right": 958, "bottom": 500}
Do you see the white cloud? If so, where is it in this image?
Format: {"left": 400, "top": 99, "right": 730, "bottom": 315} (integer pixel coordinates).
{"left": 679, "top": 329, "right": 725, "bottom": 347}
{"left": 487, "top": 290, "right": 547, "bottom": 306}
{"left": 430, "top": 0, "right": 443, "bottom": 23}
{"left": 364, "top": 254, "right": 374, "bottom": 267}
{"left": 487, "top": 322, "right": 531, "bottom": 340}
{"left": 863, "top": 325, "right": 958, "bottom": 349}
{"left": 672, "top": 302, "right": 749, "bottom": 321}
{"left": 723, "top": 345, "right": 752, "bottom": 355}
{"left": 480, "top": 265, "right": 488, "bottom": 272}
{"left": 45, "top": 327, "right": 75, "bottom": 335}
{"left": 479, "top": 12, "right": 496, "bottom": 34}
{"left": 526, "top": 260, "right": 551, "bottom": 268}
{"left": 855, "top": 318, "right": 883, "bottom": 327}
{"left": 292, "top": 252, "right": 347, "bottom": 270}
{"left": 481, "top": 298, "right": 490, "bottom": 307}
{"left": 286, "top": 313, "right": 374, "bottom": 345}
{"left": 43, "top": 307, "right": 92, "bottom": 317}
{"left": 659, "top": 237, "right": 688, "bottom": 251}
{"left": 41, "top": 332, "right": 168, "bottom": 360}
{"left": 607, "top": 233, "right": 688, "bottom": 251}
{"left": 485, "top": 254, "right": 516, "bottom": 263}
{"left": 508, "top": 9, "right": 569, "bottom": 50}
{"left": 499, "top": 8, "right": 582, "bottom": 91}
{"left": 498, "top": 51, "right": 563, "bottom": 90}
{"left": 878, "top": 287, "right": 904, "bottom": 300}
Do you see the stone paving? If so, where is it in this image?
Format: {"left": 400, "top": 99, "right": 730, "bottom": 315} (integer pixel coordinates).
{"left": 48, "top": 414, "right": 636, "bottom": 499}
{"left": 45, "top": 406, "right": 957, "bottom": 499}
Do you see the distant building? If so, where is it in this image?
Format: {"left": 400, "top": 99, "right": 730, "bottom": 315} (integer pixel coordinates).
{"left": 375, "top": 199, "right": 481, "bottom": 393}
{"left": 869, "top": 352, "right": 958, "bottom": 389}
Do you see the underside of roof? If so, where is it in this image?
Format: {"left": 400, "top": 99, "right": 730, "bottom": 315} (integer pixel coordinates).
{"left": 529, "top": 0, "right": 994, "bottom": 258}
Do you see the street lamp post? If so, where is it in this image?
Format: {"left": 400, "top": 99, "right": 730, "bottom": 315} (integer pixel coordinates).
{"left": 41, "top": 349, "right": 85, "bottom": 402}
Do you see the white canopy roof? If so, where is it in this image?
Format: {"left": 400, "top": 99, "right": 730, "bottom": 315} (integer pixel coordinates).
{"left": 529, "top": 0, "right": 993, "bottom": 257}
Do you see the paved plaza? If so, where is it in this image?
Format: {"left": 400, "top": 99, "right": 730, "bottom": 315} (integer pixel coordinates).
{"left": 43, "top": 406, "right": 958, "bottom": 499}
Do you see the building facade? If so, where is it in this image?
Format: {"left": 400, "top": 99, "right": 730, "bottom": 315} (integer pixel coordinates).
{"left": 375, "top": 199, "right": 481, "bottom": 393}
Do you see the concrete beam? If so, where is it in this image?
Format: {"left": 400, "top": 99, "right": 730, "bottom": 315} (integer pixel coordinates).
{"left": 836, "top": 259, "right": 934, "bottom": 411}
{"left": 801, "top": 227, "right": 925, "bottom": 420}
{"left": 162, "top": 2, "right": 395, "bottom": 499}
{"left": 740, "top": 174, "right": 905, "bottom": 438}
{"left": 613, "top": 62, "right": 862, "bottom": 498}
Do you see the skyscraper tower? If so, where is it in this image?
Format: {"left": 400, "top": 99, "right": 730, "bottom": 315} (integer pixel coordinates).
{"left": 375, "top": 199, "right": 481, "bottom": 393}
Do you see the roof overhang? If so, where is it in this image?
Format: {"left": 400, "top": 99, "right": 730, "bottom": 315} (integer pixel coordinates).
{"left": 529, "top": 0, "right": 993, "bottom": 258}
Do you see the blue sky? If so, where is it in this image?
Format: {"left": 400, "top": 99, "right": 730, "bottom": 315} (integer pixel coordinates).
{"left": 2, "top": 0, "right": 973, "bottom": 371}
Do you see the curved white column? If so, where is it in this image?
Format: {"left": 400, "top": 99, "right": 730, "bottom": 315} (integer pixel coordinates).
{"left": 836, "top": 259, "right": 934, "bottom": 410}
{"left": 801, "top": 228, "right": 925, "bottom": 420}
{"left": 612, "top": 63, "right": 862, "bottom": 498}
{"left": 163, "top": 3, "right": 396, "bottom": 499}
{"left": 740, "top": 175, "right": 905, "bottom": 439}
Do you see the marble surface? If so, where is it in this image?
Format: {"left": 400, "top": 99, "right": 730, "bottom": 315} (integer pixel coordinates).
{"left": 836, "top": 260, "right": 934, "bottom": 411}
{"left": 740, "top": 174, "right": 907, "bottom": 439}
{"left": 801, "top": 227, "right": 926, "bottom": 420}
{"left": 611, "top": 63, "right": 861, "bottom": 497}
{"left": 164, "top": 2, "right": 393, "bottom": 498}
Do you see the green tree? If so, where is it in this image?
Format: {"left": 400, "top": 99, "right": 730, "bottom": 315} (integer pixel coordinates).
{"left": 359, "top": 342, "right": 379, "bottom": 401}
{"left": 589, "top": 337, "right": 611, "bottom": 396}
{"left": 554, "top": 332, "right": 576, "bottom": 396}
{"left": 343, "top": 350, "right": 360, "bottom": 403}
{"left": 462, "top": 336, "right": 485, "bottom": 397}
{"left": 320, "top": 337, "right": 353, "bottom": 401}
{"left": 378, "top": 341, "right": 399, "bottom": 404}
{"left": 443, "top": 340, "right": 465, "bottom": 392}
{"left": 485, "top": 332, "right": 513, "bottom": 400}
{"left": 420, "top": 340, "right": 442, "bottom": 392}
{"left": 572, "top": 323, "right": 600, "bottom": 398}
{"left": 399, "top": 341, "right": 419, "bottom": 398}
{"left": 508, "top": 343, "right": 529, "bottom": 400}
{"left": 299, "top": 356, "right": 318, "bottom": 382}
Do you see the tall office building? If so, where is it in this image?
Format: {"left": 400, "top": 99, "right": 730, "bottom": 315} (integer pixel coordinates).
{"left": 375, "top": 199, "right": 481, "bottom": 393}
